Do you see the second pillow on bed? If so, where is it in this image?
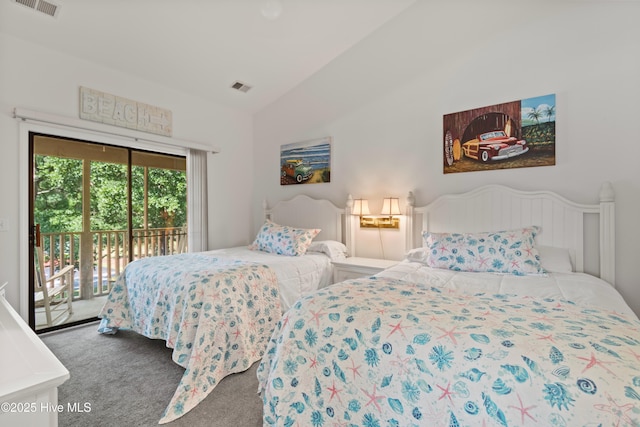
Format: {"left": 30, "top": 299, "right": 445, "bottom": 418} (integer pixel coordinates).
{"left": 249, "top": 220, "right": 320, "bottom": 256}
{"left": 422, "top": 226, "right": 545, "bottom": 275}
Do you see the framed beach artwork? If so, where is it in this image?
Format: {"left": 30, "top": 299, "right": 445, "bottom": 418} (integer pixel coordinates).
{"left": 443, "top": 94, "right": 556, "bottom": 174}
{"left": 280, "top": 137, "right": 332, "bottom": 185}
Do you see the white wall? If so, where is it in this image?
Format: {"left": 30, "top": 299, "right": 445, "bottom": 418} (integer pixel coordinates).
{"left": 2, "top": 1, "right": 638, "bottom": 318}
{"left": 0, "top": 34, "right": 254, "bottom": 312}
{"left": 253, "top": 1, "right": 640, "bottom": 315}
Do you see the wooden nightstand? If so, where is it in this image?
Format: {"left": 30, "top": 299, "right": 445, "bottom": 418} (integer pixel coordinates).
{"left": 332, "top": 257, "right": 398, "bottom": 283}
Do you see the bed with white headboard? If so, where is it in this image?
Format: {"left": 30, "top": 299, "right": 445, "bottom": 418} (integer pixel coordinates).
{"left": 258, "top": 183, "right": 640, "bottom": 427}
{"left": 263, "top": 193, "right": 352, "bottom": 254}
{"left": 97, "top": 194, "right": 352, "bottom": 423}
{"left": 405, "top": 182, "right": 615, "bottom": 285}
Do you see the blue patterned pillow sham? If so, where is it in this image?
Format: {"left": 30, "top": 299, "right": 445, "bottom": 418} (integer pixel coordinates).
{"left": 249, "top": 220, "right": 320, "bottom": 256}
{"left": 422, "top": 226, "right": 545, "bottom": 275}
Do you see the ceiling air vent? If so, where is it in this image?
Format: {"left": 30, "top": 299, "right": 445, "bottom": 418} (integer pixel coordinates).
{"left": 13, "top": 0, "right": 60, "bottom": 17}
{"left": 230, "top": 81, "right": 252, "bottom": 93}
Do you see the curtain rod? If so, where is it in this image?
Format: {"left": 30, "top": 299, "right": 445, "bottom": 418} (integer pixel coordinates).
{"left": 13, "top": 107, "right": 220, "bottom": 154}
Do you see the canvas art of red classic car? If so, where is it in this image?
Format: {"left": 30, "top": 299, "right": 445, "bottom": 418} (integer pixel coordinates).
{"left": 462, "top": 130, "right": 529, "bottom": 162}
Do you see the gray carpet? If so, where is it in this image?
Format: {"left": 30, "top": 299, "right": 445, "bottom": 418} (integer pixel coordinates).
{"left": 41, "top": 322, "right": 263, "bottom": 427}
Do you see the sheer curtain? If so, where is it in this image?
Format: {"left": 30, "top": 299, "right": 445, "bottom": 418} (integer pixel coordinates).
{"left": 186, "top": 149, "right": 208, "bottom": 252}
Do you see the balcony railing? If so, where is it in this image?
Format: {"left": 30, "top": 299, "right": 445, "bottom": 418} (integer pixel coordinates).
{"left": 40, "top": 227, "right": 187, "bottom": 299}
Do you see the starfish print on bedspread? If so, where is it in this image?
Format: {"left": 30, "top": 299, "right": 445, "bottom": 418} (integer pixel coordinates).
{"left": 387, "top": 321, "right": 407, "bottom": 338}
{"left": 361, "top": 384, "right": 385, "bottom": 413}
{"left": 508, "top": 393, "right": 537, "bottom": 424}
{"left": 594, "top": 393, "right": 636, "bottom": 426}
{"left": 577, "top": 352, "right": 616, "bottom": 375}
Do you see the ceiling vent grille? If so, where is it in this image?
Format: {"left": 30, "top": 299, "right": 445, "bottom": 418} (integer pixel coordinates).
{"left": 13, "top": 0, "right": 60, "bottom": 17}
{"left": 230, "top": 81, "right": 252, "bottom": 93}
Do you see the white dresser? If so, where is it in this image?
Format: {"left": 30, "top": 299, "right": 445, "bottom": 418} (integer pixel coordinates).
{"left": 0, "top": 286, "right": 69, "bottom": 426}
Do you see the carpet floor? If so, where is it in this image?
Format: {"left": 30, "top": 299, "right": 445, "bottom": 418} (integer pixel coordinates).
{"left": 41, "top": 322, "right": 263, "bottom": 427}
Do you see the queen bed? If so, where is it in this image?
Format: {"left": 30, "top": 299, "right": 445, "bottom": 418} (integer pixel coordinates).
{"left": 97, "top": 194, "right": 351, "bottom": 424}
{"left": 257, "top": 183, "right": 640, "bottom": 427}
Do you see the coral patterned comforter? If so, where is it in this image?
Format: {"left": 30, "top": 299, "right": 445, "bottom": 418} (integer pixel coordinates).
{"left": 257, "top": 276, "right": 640, "bottom": 427}
{"left": 98, "top": 253, "right": 281, "bottom": 424}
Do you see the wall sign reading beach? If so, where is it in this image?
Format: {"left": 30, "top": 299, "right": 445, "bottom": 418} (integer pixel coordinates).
{"left": 280, "top": 137, "right": 331, "bottom": 185}
{"left": 79, "top": 86, "right": 173, "bottom": 136}
{"left": 443, "top": 94, "right": 555, "bottom": 173}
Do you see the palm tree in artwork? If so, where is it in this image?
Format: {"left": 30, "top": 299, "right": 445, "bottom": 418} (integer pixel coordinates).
{"left": 527, "top": 107, "right": 542, "bottom": 125}
{"left": 544, "top": 105, "right": 555, "bottom": 122}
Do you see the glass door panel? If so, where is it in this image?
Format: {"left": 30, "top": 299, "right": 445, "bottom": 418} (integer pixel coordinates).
{"left": 31, "top": 135, "right": 186, "bottom": 332}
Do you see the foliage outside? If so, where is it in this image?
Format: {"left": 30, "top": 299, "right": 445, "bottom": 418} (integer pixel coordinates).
{"left": 34, "top": 155, "right": 187, "bottom": 234}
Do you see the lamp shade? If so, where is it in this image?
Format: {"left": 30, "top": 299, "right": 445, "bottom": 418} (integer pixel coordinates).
{"left": 381, "top": 197, "right": 401, "bottom": 216}
{"left": 352, "top": 199, "right": 371, "bottom": 216}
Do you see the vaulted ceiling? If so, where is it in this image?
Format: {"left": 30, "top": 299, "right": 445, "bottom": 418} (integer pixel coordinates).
{"left": 0, "top": 0, "right": 416, "bottom": 113}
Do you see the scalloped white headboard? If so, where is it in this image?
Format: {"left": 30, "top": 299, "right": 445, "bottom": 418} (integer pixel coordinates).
{"left": 406, "top": 183, "right": 615, "bottom": 285}
{"left": 263, "top": 195, "right": 353, "bottom": 256}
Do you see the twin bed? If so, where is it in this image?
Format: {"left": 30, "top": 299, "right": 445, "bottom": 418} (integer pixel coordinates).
{"left": 98, "top": 194, "right": 351, "bottom": 423}
{"left": 98, "top": 184, "right": 640, "bottom": 426}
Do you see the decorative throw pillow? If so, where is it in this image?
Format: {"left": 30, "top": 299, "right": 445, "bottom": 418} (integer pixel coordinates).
{"left": 422, "top": 226, "right": 545, "bottom": 275}
{"left": 249, "top": 220, "right": 320, "bottom": 256}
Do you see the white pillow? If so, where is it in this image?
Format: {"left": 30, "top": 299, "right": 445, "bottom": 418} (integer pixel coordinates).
{"left": 307, "top": 240, "right": 348, "bottom": 261}
{"left": 405, "top": 247, "right": 430, "bottom": 264}
{"left": 537, "top": 245, "right": 573, "bottom": 273}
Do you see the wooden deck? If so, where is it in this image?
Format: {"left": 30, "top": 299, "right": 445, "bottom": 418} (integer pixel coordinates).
{"left": 35, "top": 295, "right": 108, "bottom": 331}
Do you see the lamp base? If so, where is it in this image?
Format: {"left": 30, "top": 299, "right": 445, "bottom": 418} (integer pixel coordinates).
{"left": 360, "top": 216, "right": 399, "bottom": 229}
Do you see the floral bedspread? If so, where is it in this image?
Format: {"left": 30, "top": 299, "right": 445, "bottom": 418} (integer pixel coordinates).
{"left": 98, "top": 253, "right": 281, "bottom": 424}
{"left": 257, "top": 276, "right": 640, "bottom": 427}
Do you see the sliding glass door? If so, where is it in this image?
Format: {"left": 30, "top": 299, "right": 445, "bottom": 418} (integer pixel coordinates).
{"left": 30, "top": 133, "right": 187, "bottom": 332}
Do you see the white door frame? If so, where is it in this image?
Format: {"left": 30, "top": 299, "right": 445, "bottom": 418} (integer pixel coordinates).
{"left": 18, "top": 119, "right": 191, "bottom": 320}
